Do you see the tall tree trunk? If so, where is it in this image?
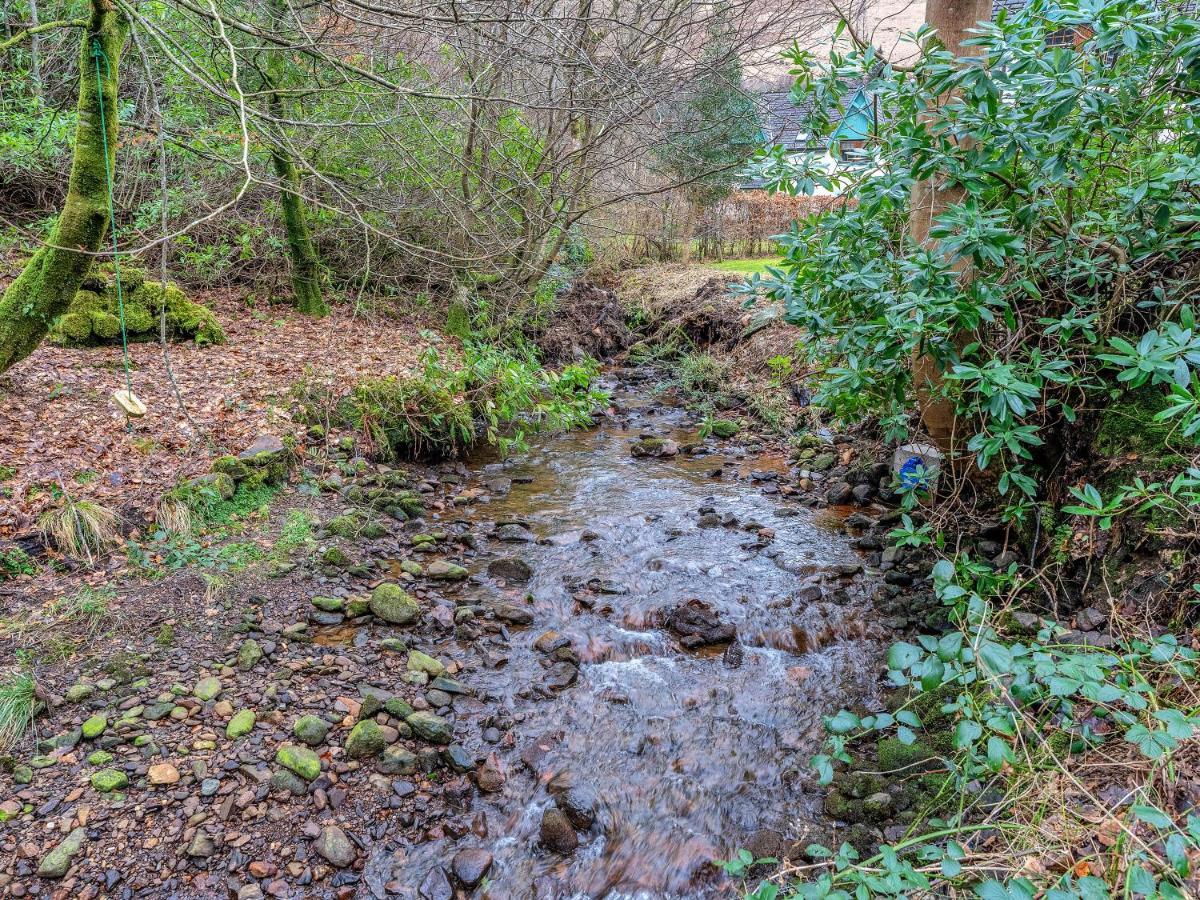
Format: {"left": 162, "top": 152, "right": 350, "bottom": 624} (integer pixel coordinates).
{"left": 266, "top": 0, "right": 327, "bottom": 317}
{"left": 910, "top": 0, "right": 991, "bottom": 451}
{"left": 0, "top": 0, "right": 129, "bottom": 374}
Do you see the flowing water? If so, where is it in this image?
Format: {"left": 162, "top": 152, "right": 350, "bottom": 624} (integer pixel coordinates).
{"left": 370, "top": 371, "right": 886, "bottom": 899}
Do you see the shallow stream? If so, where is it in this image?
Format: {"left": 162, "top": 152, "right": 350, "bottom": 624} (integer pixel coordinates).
{"left": 372, "top": 371, "right": 885, "bottom": 898}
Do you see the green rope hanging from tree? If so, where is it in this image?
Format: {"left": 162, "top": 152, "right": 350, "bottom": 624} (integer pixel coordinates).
{"left": 92, "top": 36, "right": 144, "bottom": 419}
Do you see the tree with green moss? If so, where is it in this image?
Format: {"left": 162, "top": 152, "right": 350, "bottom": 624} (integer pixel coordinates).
{"left": 0, "top": 0, "right": 129, "bottom": 374}
{"left": 260, "top": 0, "right": 327, "bottom": 317}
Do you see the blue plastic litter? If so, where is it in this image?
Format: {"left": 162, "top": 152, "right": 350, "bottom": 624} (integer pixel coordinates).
{"left": 898, "top": 456, "right": 929, "bottom": 490}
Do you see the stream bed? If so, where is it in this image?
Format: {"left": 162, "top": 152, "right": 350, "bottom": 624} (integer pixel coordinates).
{"left": 368, "top": 369, "right": 886, "bottom": 898}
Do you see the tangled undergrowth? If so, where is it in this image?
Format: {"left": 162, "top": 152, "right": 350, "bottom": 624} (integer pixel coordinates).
{"left": 295, "top": 340, "right": 608, "bottom": 461}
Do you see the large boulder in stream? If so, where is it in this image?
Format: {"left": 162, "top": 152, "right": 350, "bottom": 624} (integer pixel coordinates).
{"left": 661, "top": 599, "right": 736, "bottom": 649}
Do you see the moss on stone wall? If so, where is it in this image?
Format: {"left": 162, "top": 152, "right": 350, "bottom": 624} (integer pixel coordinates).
{"left": 48, "top": 268, "right": 225, "bottom": 347}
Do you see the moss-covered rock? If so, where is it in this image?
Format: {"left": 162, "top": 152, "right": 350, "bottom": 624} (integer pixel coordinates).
{"left": 293, "top": 715, "right": 330, "bottom": 747}
{"left": 48, "top": 269, "right": 225, "bottom": 348}
{"left": 370, "top": 583, "right": 420, "bottom": 625}
{"left": 276, "top": 744, "right": 321, "bottom": 781}
{"left": 226, "top": 709, "right": 256, "bottom": 740}
{"left": 91, "top": 768, "right": 128, "bottom": 793}
{"left": 212, "top": 456, "right": 251, "bottom": 482}
{"left": 344, "top": 720, "right": 385, "bottom": 759}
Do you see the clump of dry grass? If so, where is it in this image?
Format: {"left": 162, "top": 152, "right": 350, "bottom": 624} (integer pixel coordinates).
{"left": 155, "top": 496, "right": 193, "bottom": 535}
{"left": 38, "top": 496, "right": 122, "bottom": 563}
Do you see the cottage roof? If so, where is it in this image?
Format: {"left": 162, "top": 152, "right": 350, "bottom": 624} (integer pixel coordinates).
{"left": 756, "top": 77, "right": 876, "bottom": 154}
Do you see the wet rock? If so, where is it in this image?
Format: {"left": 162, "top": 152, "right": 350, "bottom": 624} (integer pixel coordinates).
{"left": 631, "top": 437, "right": 679, "bottom": 459}
{"left": 663, "top": 599, "right": 736, "bottom": 648}
{"left": 844, "top": 512, "right": 876, "bottom": 529}
{"left": 533, "top": 631, "right": 570, "bottom": 654}
{"left": 495, "top": 523, "right": 536, "bottom": 542}
{"left": 488, "top": 557, "right": 533, "bottom": 583}
{"left": 314, "top": 825, "right": 355, "bottom": 868}
{"left": 406, "top": 711, "right": 453, "bottom": 745}
{"left": 443, "top": 744, "right": 474, "bottom": 772}
{"left": 430, "top": 676, "right": 468, "bottom": 695}
{"left": 476, "top": 754, "right": 505, "bottom": 792}
{"left": 553, "top": 785, "right": 598, "bottom": 829}
{"left": 744, "top": 828, "right": 783, "bottom": 862}
{"left": 452, "top": 848, "right": 493, "bottom": 888}
{"left": 370, "top": 583, "right": 420, "bottom": 626}
{"left": 493, "top": 602, "right": 534, "bottom": 625}
{"left": 379, "top": 747, "right": 418, "bottom": 775}
{"left": 418, "top": 865, "right": 453, "bottom": 900}
{"left": 37, "top": 827, "right": 86, "bottom": 878}
{"left": 539, "top": 808, "right": 579, "bottom": 854}
{"left": 544, "top": 662, "right": 579, "bottom": 691}
{"left": 825, "top": 482, "right": 853, "bottom": 504}
{"left": 484, "top": 476, "right": 512, "bottom": 495}
{"left": 723, "top": 639, "right": 744, "bottom": 668}
{"left": 293, "top": 715, "right": 330, "bottom": 747}
{"left": 427, "top": 559, "right": 469, "bottom": 580}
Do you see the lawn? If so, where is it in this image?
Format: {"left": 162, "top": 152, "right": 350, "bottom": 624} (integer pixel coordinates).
{"left": 704, "top": 257, "right": 778, "bottom": 275}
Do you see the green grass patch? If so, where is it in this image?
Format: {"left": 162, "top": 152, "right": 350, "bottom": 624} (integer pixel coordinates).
{"left": 276, "top": 509, "right": 316, "bottom": 554}
{"left": 705, "top": 257, "right": 775, "bottom": 275}
{"left": 193, "top": 481, "right": 280, "bottom": 529}
{"left": 0, "top": 672, "right": 38, "bottom": 750}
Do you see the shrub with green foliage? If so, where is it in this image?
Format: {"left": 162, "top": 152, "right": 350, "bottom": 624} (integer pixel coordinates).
{"left": 746, "top": 0, "right": 1200, "bottom": 527}
{"left": 727, "top": 2, "right": 1200, "bottom": 898}
{"left": 48, "top": 267, "right": 225, "bottom": 347}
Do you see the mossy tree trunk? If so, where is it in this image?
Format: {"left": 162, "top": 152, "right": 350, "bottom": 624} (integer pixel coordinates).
{"left": 269, "top": 141, "right": 327, "bottom": 317}
{"left": 265, "top": 0, "right": 327, "bottom": 318}
{"left": 0, "top": 0, "right": 129, "bottom": 374}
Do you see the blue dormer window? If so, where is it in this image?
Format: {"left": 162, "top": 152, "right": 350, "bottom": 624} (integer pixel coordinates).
{"left": 831, "top": 89, "right": 875, "bottom": 163}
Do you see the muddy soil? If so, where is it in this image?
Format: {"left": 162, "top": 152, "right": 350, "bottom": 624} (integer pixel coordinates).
{"left": 0, "top": 366, "right": 886, "bottom": 900}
